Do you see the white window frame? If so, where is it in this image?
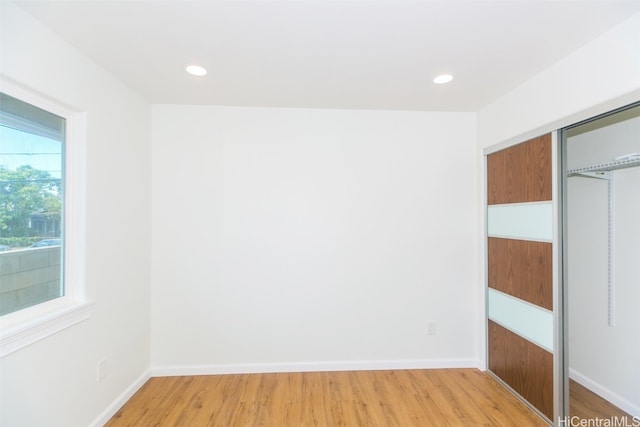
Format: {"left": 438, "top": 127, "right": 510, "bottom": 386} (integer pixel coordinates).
{"left": 0, "top": 78, "right": 92, "bottom": 357}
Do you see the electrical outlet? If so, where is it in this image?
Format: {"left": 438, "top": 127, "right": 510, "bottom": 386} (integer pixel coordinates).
{"left": 426, "top": 321, "right": 437, "bottom": 336}
{"left": 97, "top": 357, "right": 108, "bottom": 381}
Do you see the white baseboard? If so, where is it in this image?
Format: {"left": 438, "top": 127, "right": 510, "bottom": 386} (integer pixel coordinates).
{"left": 570, "top": 368, "right": 640, "bottom": 418}
{"left": 150, "top": 358, "right": 481, "bottom": 377}
{"left": 90, "top": 370, "right": 150, "bottom": 427}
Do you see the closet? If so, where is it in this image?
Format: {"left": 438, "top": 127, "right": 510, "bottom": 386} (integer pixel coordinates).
{"left": 484, "top": 102, "right": 640, "bottom": 426}
{"left": 563, "top": 103, "right": 640, "bottom": 420}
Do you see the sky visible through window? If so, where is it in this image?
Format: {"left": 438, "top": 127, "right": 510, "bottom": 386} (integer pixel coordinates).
{"left": 0, "top": 125, "right": 62, "bottom": 178}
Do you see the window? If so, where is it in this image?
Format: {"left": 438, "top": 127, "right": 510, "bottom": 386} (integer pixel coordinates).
{"left": 0, "top": 80, "right": 90, "bottom": 357}
{"left": 0, "top": 93, "right": 65, "bottom": 315}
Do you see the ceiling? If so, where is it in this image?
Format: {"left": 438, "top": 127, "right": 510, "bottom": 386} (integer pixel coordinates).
{"left": 12, "top": 0, "right": 640, "bottom": 112}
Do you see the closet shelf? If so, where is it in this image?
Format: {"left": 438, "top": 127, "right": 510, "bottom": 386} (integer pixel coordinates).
{"left": 568, "top": 156, "right": 640, "bottom": 177}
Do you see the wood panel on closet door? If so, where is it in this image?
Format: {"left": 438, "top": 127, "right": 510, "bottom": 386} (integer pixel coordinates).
{"left": 488, "top": 320, "right": 554, "bottom": 420}
{"left": 487, "top": 134, "right": 552, "bottom": 205}
{"left": 488, "top": 237, "right": 552, "bottom": 310}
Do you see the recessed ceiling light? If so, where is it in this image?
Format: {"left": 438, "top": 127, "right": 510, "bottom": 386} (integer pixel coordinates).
{"left": 186, "top": 65, "right": 207, "bottom": 77}
{"left": 433, "top": 74, "right": 453, "bottom": 84}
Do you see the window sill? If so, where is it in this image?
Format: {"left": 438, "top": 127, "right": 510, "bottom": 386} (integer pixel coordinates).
{"left": 0, "top": 299, "right": 93, "bottom": 358}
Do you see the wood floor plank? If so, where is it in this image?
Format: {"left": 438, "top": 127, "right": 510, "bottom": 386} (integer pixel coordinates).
{"left": 569, "top": 379, "right": 632, "bottom": 421}
{"left": 106, "top": 369, "right": 549, "bottom": 426}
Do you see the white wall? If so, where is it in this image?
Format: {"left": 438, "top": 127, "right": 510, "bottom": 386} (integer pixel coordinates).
{"left": 0, "top": 3, "right": 151, "bottom": 427}
{"left": 151, "top": 105, "right": 478, "bottom": 372}
{"left": 567, "top": 115, "right": 640, "bottom": 416}
{"left": 477, "top": 11, "right": 640, "bottom": 149}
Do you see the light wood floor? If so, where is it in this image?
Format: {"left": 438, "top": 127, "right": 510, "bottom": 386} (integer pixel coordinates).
{"left": 570, "top": 379, "right": 632, "bottom": 420}
{"left": 106, "top": 369, "right": 549, "bottom": 426}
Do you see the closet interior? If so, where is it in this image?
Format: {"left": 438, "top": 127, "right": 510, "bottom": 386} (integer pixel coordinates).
{"left": 563, "top": 103, "right": 640, "bottom": 420}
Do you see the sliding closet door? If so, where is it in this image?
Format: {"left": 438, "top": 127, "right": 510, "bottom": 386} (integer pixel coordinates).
{"left": 486, "top": 134, "right": 558, "bottom": 422}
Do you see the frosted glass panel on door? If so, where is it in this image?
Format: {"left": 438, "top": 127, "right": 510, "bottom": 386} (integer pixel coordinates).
{"left": 487, "top": 202, "right": 553, "bottom": 241}
{"left": 488, "top": 288, "right": 553, "bottom": 352}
